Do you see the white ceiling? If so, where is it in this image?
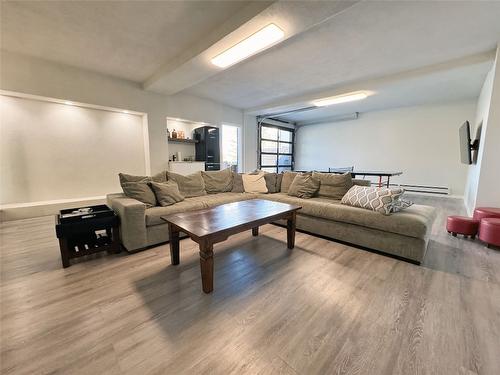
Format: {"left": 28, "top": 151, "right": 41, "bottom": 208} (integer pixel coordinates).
{"left": 2, "top": 0, "right": 500, "bottom": 113}
{"left": 272, "top": 57, "right": 493, "bottom": 124}
{"left": 185, "top": 1, "right": 500, "bottom": 109}
{"left": 1, "top": 0, "right": 253, "bottom": 82}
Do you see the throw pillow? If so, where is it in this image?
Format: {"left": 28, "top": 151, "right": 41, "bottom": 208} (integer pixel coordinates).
{"left": 119, "top": 171, "right": 167, "bottom": 186}
{"left": 201, "top": 168, "right": 233, "bottom": 194}
{"left": 287, "top": 174, "right": 320, "bottom": 199}
{"left": 276, "top": 173, "right": 283, "bottom": 192}
{"left": 352, "top": 178, "right": 371, "bottom": 187}
{"left": 341, "top": 185, "right": 405, "bottom": 215}
{"left": 121, "top": 182, "right": 157, "bottom": 207}
{"left": 231, "top": 172, "right": 245, "bottom": 193}
{"left": 242, "top": 172, "right": 268, "bottom": 193}
{"left": 280, "top": 171, "right": 299, "bottom": 193}
{"left": 391, "top": 198, "right": 414, "bottom": 213}
{"left": 263, "top": 173, "right": 279, "bottom": 193}
{"left": 150, "top": 181, "right": 184, "bottom": 207}
{"left": 167, "top": 171, "right": 206, "bottom": 198}
{"left": 312, "top": 172, "right": 353, "bottom": 200}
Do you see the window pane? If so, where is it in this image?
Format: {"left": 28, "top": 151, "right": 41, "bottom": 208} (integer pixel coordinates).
{"left": 261, "top": 154, "right": 277, "bottom": 166}
{"left": 279, "top": 142, "right": 292, "bottom": 154}
{"left": 261, "top": 140, "right": 277, "bottom": 153}
{"left": 222, "top": 125, "right": 239, "bottom": 169}
{"left": 278, "top": 166, "right": 292, "bottom": 173}
{"left": 261, "top": 167, "right": 277, "bottom": 173}
{"left": 279, "top": 129, "right": 292, "bottom": 142}
{"left": 262, "top": 126, "right": 278, "bottom": 140}
{"left": 278, "top": 155, "right": 292, "bottom": 165}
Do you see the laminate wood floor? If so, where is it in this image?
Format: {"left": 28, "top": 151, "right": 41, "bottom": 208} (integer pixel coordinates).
{"left": 1, "top": 196, "right": 499, "bottom": 375}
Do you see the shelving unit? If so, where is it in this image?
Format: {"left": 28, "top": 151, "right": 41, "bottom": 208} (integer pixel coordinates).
{"left": 168, "top": 137, "right": 197, "bottom": 144}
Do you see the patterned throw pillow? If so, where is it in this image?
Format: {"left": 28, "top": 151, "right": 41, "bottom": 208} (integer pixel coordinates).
{"left": 341, "top": 186, "right": 405, "bottom": 215}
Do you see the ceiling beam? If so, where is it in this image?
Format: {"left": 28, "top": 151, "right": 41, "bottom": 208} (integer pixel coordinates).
{"left": 143, "top": 0, "right": 360, "bottom": 95}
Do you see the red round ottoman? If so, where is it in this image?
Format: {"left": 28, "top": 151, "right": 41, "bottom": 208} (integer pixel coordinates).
{"left": 479, "top": 218, "right": 500, "bottom": 247}
{"left": 446, "top": 216, "right": 480, "bottom": 239}
{"left": 473, "top": 207, "right": 500, "bottom": 221}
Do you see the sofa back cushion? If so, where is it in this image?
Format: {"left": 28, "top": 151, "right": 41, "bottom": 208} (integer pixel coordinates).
{"left": 287, "top": 174, "right": 320, "bottom": 199}
{"left": 201, "top": 168, "right": 233, "bottom": 194}
{"left": 280, "top": 171, "right": 299, "bottom": 193}
{"left": 352, "top": 178, "right": 370, "bottom": 187}
{"left": 263, "top": 173, "right": 280, "bottom": 193}
{"left": 341, "top": 185, "right": 404, "bottom": 215}
{"left": 121, "top": 182, "right": 157, "bottom": 207}
{"left": 231, "top": 172, "right": 245, "bottom": 193}
{"left": 150, "top": 181, "right": 185, "bottom": 206}
{"left": 312, "top": 172, "right": 353, "bottom": 200}
{"left": 119, "top": 171, "right": 167, "bottom": 186}
{"left": 242, "top": 172, "right": 268, "bottom": 193}
{"left": 167, "top": 171, "right": 206, "bottom": 198}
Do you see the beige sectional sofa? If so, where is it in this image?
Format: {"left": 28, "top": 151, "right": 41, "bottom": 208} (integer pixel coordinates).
{"left": 107, "top": 174, "right": 436, "bottom": 264}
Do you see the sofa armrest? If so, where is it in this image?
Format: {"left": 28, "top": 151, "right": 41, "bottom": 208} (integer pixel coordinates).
{"left": 106, "top": 193, "right": 147, "bottom": 251}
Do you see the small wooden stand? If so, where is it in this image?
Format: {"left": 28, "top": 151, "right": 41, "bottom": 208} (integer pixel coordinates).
{"left": 55, "top": 205, "right": 120, "bottom": 268}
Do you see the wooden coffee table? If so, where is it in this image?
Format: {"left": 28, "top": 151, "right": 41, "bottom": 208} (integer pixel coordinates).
{"left": 161, "top": 199, "right": 301, "bottom": 293}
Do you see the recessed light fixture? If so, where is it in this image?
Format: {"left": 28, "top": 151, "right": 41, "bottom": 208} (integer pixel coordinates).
{"left": 122, "top": 110, "right": 129, "bottom": 114}
{"left": 211, "top": 23, "right": 284, "bottom": 68}
{"left": 312, "top": 91, "right": 368, "bottom": 107}
{"left": 64, "top": 101, "right": 74, "bottom": 105}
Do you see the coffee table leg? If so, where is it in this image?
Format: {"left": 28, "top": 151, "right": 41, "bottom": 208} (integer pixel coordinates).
{"left": 168, "top": 223, "right": 180, "bottom": 265}
{"left": 287, "top": 212, "right": 296, "bottom": 249}
{"left": 199, "top": 241, "right": 214, "bottom": 293}
{"left": 252, "top": 227, "right": 259, "bottom": 236}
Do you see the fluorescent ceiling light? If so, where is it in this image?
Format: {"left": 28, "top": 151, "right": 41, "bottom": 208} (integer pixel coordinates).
{"left": 211, "top": 23, "right": 284, "bottom": 68}
{"left": 313, "top": 92, "right": 368, "bottom": 107}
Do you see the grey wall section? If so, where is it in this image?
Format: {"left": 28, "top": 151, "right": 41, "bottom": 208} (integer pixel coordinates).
{"left": 0, "top": 95, "right": 147, "bottom": 204}
{"left": 295, "top": 101, "right": 476, "bottom": 196}
{"left": 0, "top": 51, "right": 243, "bottom": 175}
{"left": 464, "top": 47, "right": 500, "bottom": 214}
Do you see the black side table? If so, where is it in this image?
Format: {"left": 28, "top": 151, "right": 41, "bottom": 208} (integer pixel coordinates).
{"left": 55, "top": 204, "right": 120, "bottom": 268}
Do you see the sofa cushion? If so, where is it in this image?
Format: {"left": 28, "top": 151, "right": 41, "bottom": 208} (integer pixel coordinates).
{"left": 288, "top": 174, "right": 320, "bottom": 199}
{"left": 150, "top": 181, "right": 184, "bottom": 206}
{"left": 119, "top": 171, "right": 166, "bottom": 186}
{"left": 263, "top": 193, "right": 435, "bottom": 239}
{"left": 264, "top": 173, "right": 280, "bottom": 193}
{"left": 145, "top": 199, "right": 207, "bottom": 226}
{"left": 341, "top": 186, "right": 404, "bottom": 215}
{"left": 167, "top": 171, "right": 206, "bottom": 198}
{"left": 121, "top": 182, "right": 157, "bottom": 207}
{"left": 312, "top": 172, "right": 353, "bottom": 200}
{"left": 201, "top": 168, "right": 233, "bottom": 193}
{"left": 352, "top": 178, "right": 370, "bottom": 187}
{"left": 145, "top": 193, "right": 254, "bottom": 226}
{"left": 242, "top": 172, "right": 268, "bottom": 193}
{"left": 280, "top": 171, "right": 299, "bottom": 193}
{"left": 231, "top": 173, "right": 245, "bottom": 193}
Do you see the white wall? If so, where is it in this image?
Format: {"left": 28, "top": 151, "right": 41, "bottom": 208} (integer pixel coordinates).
{"left": 0, "top": 51, "right": 243, "bottom": 175}
{"left": 0, "top": 95, "right": 147, "bottom": 204}
{"left": 295, "top": 101, "right": 476, "bottom": 196}
{"left": 464, "top": 47, "right": 500, "bottom": 214}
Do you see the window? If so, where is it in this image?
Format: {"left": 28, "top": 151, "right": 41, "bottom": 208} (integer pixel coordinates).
{"left": 259, "top": 123, "right": 294, "bottom": 172}
{"left": 222, "top": 124, "right": 241, "bottom": 172}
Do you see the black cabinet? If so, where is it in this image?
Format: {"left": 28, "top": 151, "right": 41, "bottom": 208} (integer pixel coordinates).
{"left": 194, "top": 126, "right": 220, "bottom": 171}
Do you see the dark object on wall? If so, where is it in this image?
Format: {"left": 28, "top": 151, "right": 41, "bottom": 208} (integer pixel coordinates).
{"left": 194, "top": 126, "right": 220, "bottom": 170}
{"left": 55, "top": 205, "right": 120, "bottom": 268}
{"left": 459, "top": 121, "right": 480, "bottom": 165}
